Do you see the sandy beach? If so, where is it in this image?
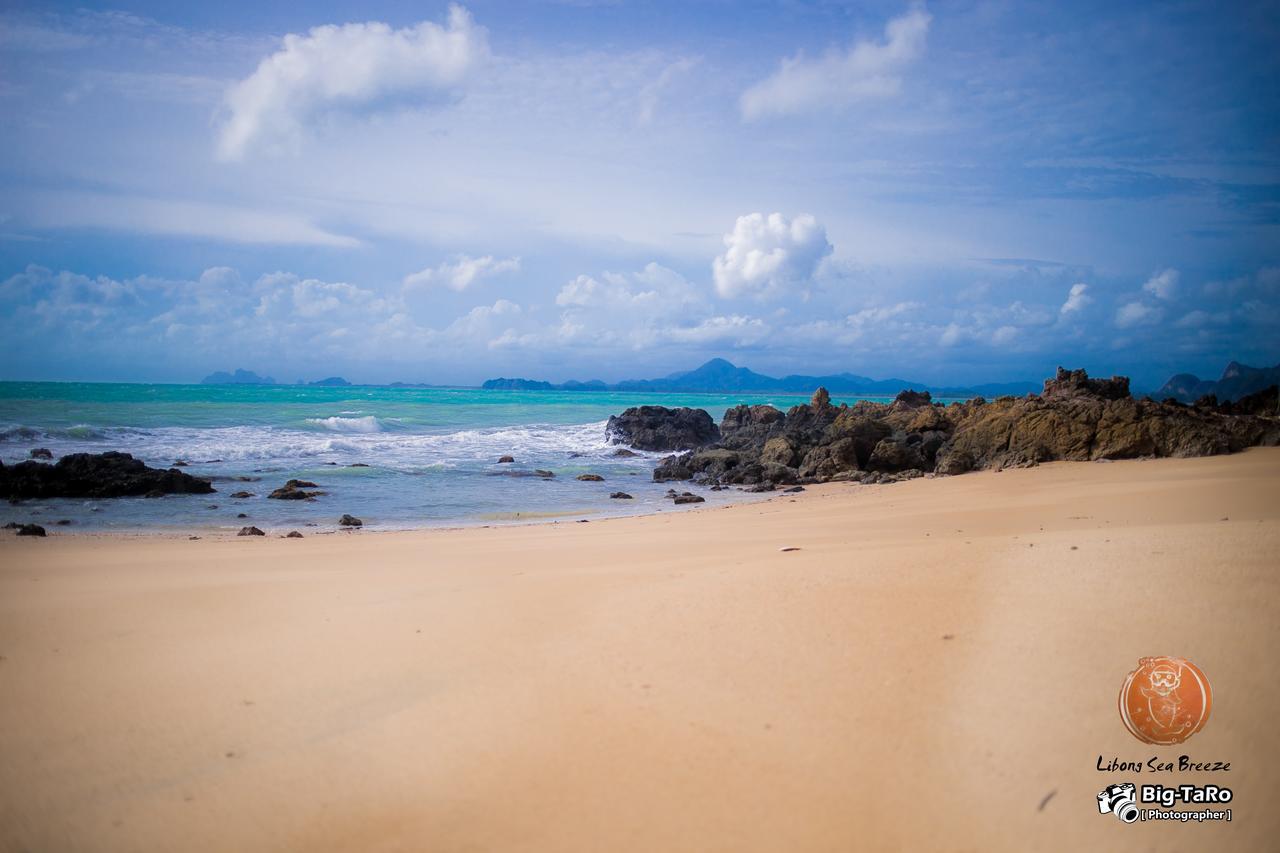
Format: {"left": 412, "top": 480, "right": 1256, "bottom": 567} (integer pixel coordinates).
{"left": 2, "top": 449, "right": 1278, "bottom": 851}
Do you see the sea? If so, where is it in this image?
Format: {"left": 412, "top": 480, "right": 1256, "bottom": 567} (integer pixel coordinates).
{"left": 0, "top": 382, "right": 886, "bottom": 533}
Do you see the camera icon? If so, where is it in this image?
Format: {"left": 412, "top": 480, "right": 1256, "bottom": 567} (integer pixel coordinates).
{"left": 1097, "top": 783, "right": 1139, "bottom": 824}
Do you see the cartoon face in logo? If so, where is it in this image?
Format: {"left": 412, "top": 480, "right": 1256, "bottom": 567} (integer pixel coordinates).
{"left": 1119, "top": 656, "right": 1212, "bottom": 745}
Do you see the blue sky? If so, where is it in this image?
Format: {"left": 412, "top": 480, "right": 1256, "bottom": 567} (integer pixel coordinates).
{"left": 1, "top": 0, "right": 1277, "bottom": 388}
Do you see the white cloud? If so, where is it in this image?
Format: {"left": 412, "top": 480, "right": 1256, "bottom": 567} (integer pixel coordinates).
{"left": 990, "top": 325, "right": 1018, "bottom": 345}
{"left": 556, "top": 263, "right": 701, "bottom": 313}
{"left": 403, "top": 254, "right": 520, "bottom": 291}
{"left": 1114, "top": 300, "right": 1162, "bottom": 328}
{"left": 939, "top": 322, "right": 964, "bottom": 347}
{"left": 22, "top": 190, "right": 360, "bottom": 247}
{"left": 254, "top": 272, "right": 388, "bottom": 320}
{"left": 1059, "top": 282, "right": 1091, "bottom": 315}
{"left": 217, "top": 5, "right": 487, "bottom": 160}
{"left": 712, "top": 212, "right": 833, "bottom": 300}
{"left": 637, "top": 57, "right": 697, "bottom": 125}
{"left": 740, "top": 4, "right": 931, "bottom": 120}
{"left": 663, "top": 314, "right": 769, "bottom": 345}
{"left": 1141, "top": 268, "right": 1178, "bottom": 299}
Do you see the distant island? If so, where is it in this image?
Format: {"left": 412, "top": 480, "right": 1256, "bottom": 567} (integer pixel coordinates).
{"left": 307, "top": 376, "right": 351, "bottom": 387}
{"left": 1156, "top": 361, "right": 1280, "bottom": 404}
{"left": 483, "top": 358, "right": 1039, "bottom": 398}
{"left": 201, "top": 368, "right": 276, "bottom": 385}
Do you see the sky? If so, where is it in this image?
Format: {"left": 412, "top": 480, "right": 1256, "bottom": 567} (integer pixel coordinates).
{"left": 1, "top": 0, "right": 1277, "bottom": 389}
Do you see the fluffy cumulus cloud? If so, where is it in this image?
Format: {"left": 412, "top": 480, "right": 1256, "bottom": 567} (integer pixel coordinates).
{"left": 1142, "top": 268, "right": 1179, "bottom": 299}
{"left": 549, "top": 263, "right": 717, "bottom": 348}
{"left": 1114, "top": 300, "right": 1162, "bottom": 328}
{"left": 403, "top": 254, "right": 520, "bottom": 291}
{"left": 1060, "top": 282, "right": 1091, "bottom": 315}
{"left": 740, "top": 3, "right": 931, "bottom": 120}
{"left": 712, "top": 213, "right": 833, "bottom": 300}
{"left": 217, "top": 5, "right": 486, "bottom": 160}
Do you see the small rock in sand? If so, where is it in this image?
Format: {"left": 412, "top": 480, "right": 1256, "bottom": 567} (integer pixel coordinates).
{"left": 285, "top": 531, "right": 304, "bottom": 538}
{"left": 339, "top": 514, "right": 362, "bottom": 527}
{"left": 779, "top": 546, "right": 801, "bottom": 552}
{"left": 16, "top": 523, "right": 46, "bottom": 537}
{"left": 237, "top": 526, "right": 265, "bottom": 536}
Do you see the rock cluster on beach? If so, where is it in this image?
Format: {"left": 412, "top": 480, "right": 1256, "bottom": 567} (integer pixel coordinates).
{"left": 0, "top": 451, "right": 215, "bottom": 500}
{"left": 605, "top": 368, "right": 1280, "bottom": 490}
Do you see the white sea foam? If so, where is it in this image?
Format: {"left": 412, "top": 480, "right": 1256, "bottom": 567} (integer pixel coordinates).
{"left": 305, "top": 415, "right": 384, "bottom": 433}
{"left": 0, "top": 419, "right": 647, "bottom": 473}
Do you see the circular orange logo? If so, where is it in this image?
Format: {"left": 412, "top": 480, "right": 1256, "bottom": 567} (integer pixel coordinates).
{"left": 1119, "top": 656, "right": 1212, "bottom": 745}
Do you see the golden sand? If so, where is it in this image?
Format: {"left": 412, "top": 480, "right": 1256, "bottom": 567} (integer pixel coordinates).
{"left": 2, "top": 449, "right": 1278, "bottom": 851}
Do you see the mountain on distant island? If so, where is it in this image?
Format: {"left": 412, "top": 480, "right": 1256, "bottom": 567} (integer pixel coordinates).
{"left": 1156, "top": 361, "right": 1280, "bottom": 403}
{"left": 483, "top": 358, "right": 1039, "bottom": 398}
{"left": 308, "top": 376, "right": 351, "bottom": 387}
{"left": 201, "top": 368, "right": 276, "bottom": 385}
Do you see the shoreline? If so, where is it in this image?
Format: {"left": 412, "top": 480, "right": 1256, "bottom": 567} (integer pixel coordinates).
{"left": 2, "top": 449, "right": 1278, "bottom": 851}
{"left": 0, "top": 449, "right": 1261, "bottom": 540}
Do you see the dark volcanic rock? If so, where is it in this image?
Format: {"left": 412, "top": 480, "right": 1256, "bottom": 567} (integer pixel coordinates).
{"left": 237, "top": 526, "right": 265, "bottom": 536}
{"left": 1042, "top": 366, "right": 1129, "bottom": 401}
{"left": 30, "top": 448, "right": 53, "bottom": 460}
{"left": 286, "top": 530, "right": 304, "bottom": 538}
{"left": 610, "top": 448, "right": 638, "bottom": 457}
{"left": 893, "top": 389, "right": 932, "bottom": 407}
{"left": 673, "top": 493, "right": 705, "bottom": 504}
{"left": 720, "top": 404, "right": 786, "bottom": 450}
{"left": 16, "top": 523, "right": 46, "bottom": 536}
{"left": 0, "top": 452, "right": 215, "bottom": 500}
{"left": 609, "top": 491, "right": 633, "bottom": 499}
{"left": 606, "top": 406, "right": 719, "bottom": 451}
{"left": 576, "top": 473, "right": 604, "bottom": 481}
{"left": 497, "top": 455, "right": 515, "bottom": 463}
{"left": 339, "top": 514, "right": 362, "bottom": 527}
{"left": 230, "top": 491, "right": 255, "bottom": 499}
{"left": 653, "top": 453, "right": 693, "bottom": 482}
{"left": 268, "top": 479, "right": 323, "bottom": 500}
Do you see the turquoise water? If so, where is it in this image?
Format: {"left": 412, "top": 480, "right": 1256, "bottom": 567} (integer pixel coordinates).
{"left": 0, "top": 382, "right": 882, "bottom": 532}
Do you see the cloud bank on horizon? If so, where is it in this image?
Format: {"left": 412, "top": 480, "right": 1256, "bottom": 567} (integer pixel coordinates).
{"left": 0, "top": 0, "right": 1276, "bottom": 387}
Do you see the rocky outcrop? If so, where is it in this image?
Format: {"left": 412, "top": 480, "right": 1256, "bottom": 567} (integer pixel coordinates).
{"left": 0, "top": 452, "right": 215, "bottom": 500}
{"left": 339, "top": 514, "right": 362, "bottom": 527}
{"left": 606, "top": 406, "right": 719, "bottom": 451}
{"left": 29, "top": 448, "right": 53, "bottom": 460}
{"left": 268, "top": 479, "right": 322, "bottom": 500}
{"left": 630, "top": 367, "right": 1280, "bottom": 489}
{"left": 576, "top": 473, "right": 604, "bottom": 481}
